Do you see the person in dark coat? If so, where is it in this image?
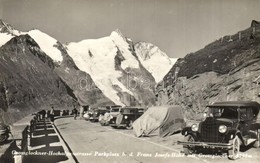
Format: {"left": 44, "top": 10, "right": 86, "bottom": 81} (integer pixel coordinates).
{"left": 50, "top": 106, "right": 55, "bottom": 124}
{"left": 72, "top": 107, "right": 78, "bottom": 120}
{"left": 38, "top": 110, "right": 46, "bottom": 120}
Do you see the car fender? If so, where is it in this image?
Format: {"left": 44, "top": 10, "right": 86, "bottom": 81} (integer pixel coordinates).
{"left": 227, "top": 129, "right": 244, "bottom": 145}
{"left": 181, "top": 127, "right": 198, "bottom": 140}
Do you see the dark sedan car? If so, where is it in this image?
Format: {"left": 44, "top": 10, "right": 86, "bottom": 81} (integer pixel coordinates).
{"left": 110, "top": 107, "right": 145, "bottom": 129}
{"left": 88, "top": 108, "right": 108, "bottom": 122}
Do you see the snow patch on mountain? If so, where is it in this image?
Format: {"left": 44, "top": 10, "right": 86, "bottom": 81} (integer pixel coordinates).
{"left": 66, "top": 31, "right": 139, "bottom": 106}
{"left": 134, "top": 42, "right": 176, "bottom": 82}
{"left": 0, "top": 33, "right": 14, "bottom": 47}
{"left": 110, "top": 31, "right": 139, "bottom": 69}
{"left": 170, "top": 58, "right": 178, "bottom": 64}
{"left": 28, "top": 30, "right": 63, "bottom": 63}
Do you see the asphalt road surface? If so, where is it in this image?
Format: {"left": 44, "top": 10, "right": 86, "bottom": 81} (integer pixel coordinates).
{"left": 55, "top": 117, "right": 260, "bottom": 163}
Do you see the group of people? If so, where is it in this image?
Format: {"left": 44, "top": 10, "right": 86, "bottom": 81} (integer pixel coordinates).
{"left": 38, "top": 106, "right": 55, "bottom": 124}
{"left": 37, "top": 105, "right": 86, "bottom": 122}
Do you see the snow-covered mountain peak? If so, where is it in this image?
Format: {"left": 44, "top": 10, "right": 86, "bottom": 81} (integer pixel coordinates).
{"left": 135, "top": 42, "right": 168, "bottom": 60}
{"left": 27, "top": 29, "right": 63, "bottom": 63}
{"left": 0, "top": 19, "right": 14, "bottom": 33}
{"left": 134, "top": 42, "right": 177, "bottom": 82}
{"left": 66, "top": 31, "right": 144, "bottom": 105}
{"left": 111, "top": 29, "right": 125, "bottom": 40}
{"left": 0, "top": 19, "right": 21, "bottom": 47}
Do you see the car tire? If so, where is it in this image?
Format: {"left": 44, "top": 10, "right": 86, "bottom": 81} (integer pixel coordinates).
{"left": 253, "top": 129, "right": 260, "bottom": 148}
{"left": 228, "top": 135, "right": 240, "bottom": 160}
{"left": 111, "top": 126, "right": 118, "bottom": 129}
{"left": 126, "top": 120, "right": 133, "bottom": 130}
{"left": 183, "top": 135, "right": 195, "bottom": 155}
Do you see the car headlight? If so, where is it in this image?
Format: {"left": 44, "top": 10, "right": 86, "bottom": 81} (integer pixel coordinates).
{"left": 219, "top": 125, "right": 227, "bottom": 133}
{"left": 203, "top": 112, "right": 208, "bottom": 118}
{"left": 124, "top": 115, "right": 128, "bottom": 119}
{"left": 191, "top": 124, "right": 199, "bottom": 132}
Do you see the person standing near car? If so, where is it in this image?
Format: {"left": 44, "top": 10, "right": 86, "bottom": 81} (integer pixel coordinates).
{"left": 79, "top": 106, "right": 84, "bottom": 120}
{"left": 72, "top": 107, "right": 78, "bottom": 120}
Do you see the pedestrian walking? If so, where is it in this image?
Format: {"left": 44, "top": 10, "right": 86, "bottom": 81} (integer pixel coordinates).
{"left": 79, "top": 106, "right": 84, "bottom": 120}
{"left": 50, "top": 106, "right": 55, "bottom": 124}
{"left": 72, "top": 107, "right": 78, "bottom": 120}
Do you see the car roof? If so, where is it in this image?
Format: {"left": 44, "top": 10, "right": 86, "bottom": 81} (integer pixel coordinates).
{"left": 104, "top": 105, "right": 122, "bottom": 107}
{"left": 123, "top": 106, "right": 145, "bottom": 109}
{"left": 207, "top": 101, "right": 260, "bottom": 108}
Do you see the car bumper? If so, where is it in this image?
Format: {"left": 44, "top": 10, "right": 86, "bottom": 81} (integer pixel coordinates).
{"left": 89, "top": 117, "right": 98, "bottom": 121}
{"left": 177, "top": 141, "right": 233, "bottom": 149}
{"left": 110, "top": 124, "right": 127, "bottom": 128}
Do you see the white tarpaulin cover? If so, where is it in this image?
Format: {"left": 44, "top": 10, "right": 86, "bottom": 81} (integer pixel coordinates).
{"left": 133, "top": 105, "right": 185, "bottom": 137}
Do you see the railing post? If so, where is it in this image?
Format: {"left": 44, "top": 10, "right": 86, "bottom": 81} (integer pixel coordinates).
{"left": 27, "top": 124, "right": 31, "bottom": 148}
{"left": 13, "top": 139, "right": 23, "bottom": 163}
{"left": 13, "top": 150, "right": 22, "bottom": 163}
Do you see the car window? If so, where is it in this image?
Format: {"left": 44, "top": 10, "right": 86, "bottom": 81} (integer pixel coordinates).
{"left": 111, "top": 109, "right": 119, "bottom": 112}
{"left": 210, "top": 107, "right": 238, "bottom": 119}
{"left": 221, "top": 108, "right": 238, "bottom": 119}
{"left": 130, "top": 109, "right": 136, "bottom": 113}
{"left": 243, "top": 107, "right": 254, "bottom": 120}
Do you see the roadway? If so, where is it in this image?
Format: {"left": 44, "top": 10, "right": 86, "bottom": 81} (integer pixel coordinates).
{"left": 55, "top": 116, "right": 260, "bottom": 163}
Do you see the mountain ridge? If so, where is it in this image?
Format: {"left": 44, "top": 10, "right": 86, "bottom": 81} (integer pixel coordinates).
{"left": 157, "top": 20, "right": 260, "bottom": 120}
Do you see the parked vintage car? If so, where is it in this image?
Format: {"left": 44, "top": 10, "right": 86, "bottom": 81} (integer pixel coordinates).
{"left": 178, "top": 101, "right": 260, "bottom": 160}
{"left": 108, "top": 105, "right": 122, "bottom": 124}
{"left": 110, "top": 107, "right": 145, "bottom": 129}
{"left": 88, "top": 108, "right": 108, "bottom": 122}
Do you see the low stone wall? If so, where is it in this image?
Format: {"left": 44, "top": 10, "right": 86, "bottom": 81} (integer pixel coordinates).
{"left": 0, "top": 115, "right": 35, "bottom": 163}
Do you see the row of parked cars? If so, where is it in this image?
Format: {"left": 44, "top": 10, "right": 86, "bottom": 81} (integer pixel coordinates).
{"left": 82, "top": 101, "right": 260, "bottom": 160}
{"left": 85, "top": 105, "right": 146, "bottom": 129}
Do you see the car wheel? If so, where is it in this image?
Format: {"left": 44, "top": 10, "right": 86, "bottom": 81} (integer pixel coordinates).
{"left": 183, "top": 135, "right": 195, "bottom": 155}
{"left": 126, "top": 120, "right": 133, "bottom": 129}
{"left": 228, "top": 135, "right": 240, "bottom": 160}
{"left": 111, "top": 126, "right": 118, "bottom": 129}
{"left": 253, "top": 129, "right": 260, "bottom": 148}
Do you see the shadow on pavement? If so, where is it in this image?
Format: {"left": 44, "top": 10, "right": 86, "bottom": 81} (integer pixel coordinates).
{"left": 24, "top": 119, "right": 69, "bottom": 163}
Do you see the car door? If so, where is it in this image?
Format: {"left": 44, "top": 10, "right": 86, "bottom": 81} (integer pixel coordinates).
{"left": 240, "top": 107, "right": 254, "bottom": 136}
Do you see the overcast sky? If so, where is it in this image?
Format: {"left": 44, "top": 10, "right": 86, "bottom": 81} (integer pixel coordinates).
{"left": 1, "top": 0, "right": 260, "bottom": 58}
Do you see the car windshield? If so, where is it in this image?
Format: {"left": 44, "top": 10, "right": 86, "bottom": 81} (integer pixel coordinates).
{"left": 122, "top": 108, "right": 138, "bottom": 114}
{"left": 111, "top": 108, "right": 120, "bottom": 112}
{"left": 208, "top": 107, "right": 238, "bottom": 119}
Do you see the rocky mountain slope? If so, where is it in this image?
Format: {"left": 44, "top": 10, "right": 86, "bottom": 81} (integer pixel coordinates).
{"left": 134, "top": 42, "right": 177, "bottom": 83}
{"left": 0, "top": 20, "right": 113, "bottom": 123}
{"left": 156, "top": 20, "right": 260, "bottom": 120}
{"left": 0, "top": 34, "right": 75, "bottom": 124}
{"left": 26, "top": 29, "right": 113, "bottom": 107}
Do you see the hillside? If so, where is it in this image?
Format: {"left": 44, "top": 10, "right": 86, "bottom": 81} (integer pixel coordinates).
{"left": 157, "top": 20, "right": 260, "bottom": 120}
{"left": 26, "top": 29, "right": 113, "bottom": 107}
{"left": 0, "top": 34, "right": 74, "bottom": 124}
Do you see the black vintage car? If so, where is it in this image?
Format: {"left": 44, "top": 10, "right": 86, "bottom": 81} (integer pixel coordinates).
{"left": 178, "top": 101, "right": 260, "bottom": 160}
{"left": 107, "top": 105, "right": 123, "bottom": 125}
{"left": 110, "top": 107, "right": 145, "bottom": 129}
{"left": 88, "top": 108, "right": 108, "bottom": 122}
